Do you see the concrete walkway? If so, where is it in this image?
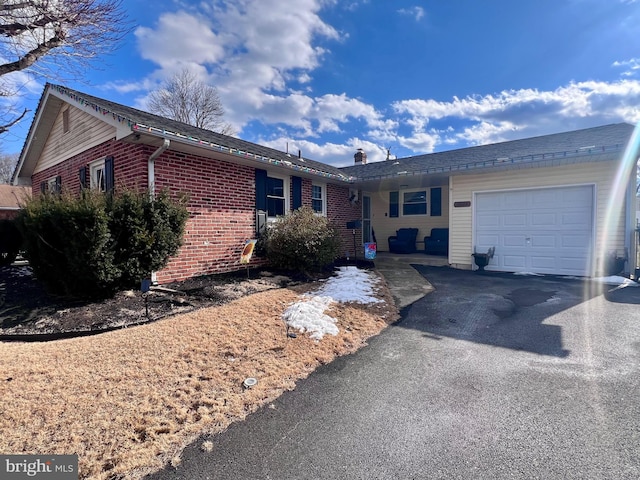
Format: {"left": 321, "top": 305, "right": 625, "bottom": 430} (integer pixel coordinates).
{"left": 372, "top": 252, "right": 447, "bottom": 309}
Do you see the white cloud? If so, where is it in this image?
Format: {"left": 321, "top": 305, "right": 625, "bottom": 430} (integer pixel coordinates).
{"left": 393, "top": 80, "right": 640, "bottom": 146}
{"left": 613, "top": 58, "right": 640, "bottom": 77}
{"left": 397, "top": 6, "right": 425, "bottom": 21}
{"left": 135, "top": 12, "right": 225, "bottom": 68}
{"left": 131, "top": 1, "right": 347, "bottom": 134}
{"left": 396, "top": 131, "right": 439, "bottom": 154}
{"left": 260, "top": 136, "right": 389, "bottom": 166}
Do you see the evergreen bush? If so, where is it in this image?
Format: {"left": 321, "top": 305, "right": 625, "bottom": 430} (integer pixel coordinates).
{"left": 109, "top": 189, "right": 189, "bottom": 288}
{"left": 16, "top": 189, "right": 188, "bottom": 298}
{"left": 263, "top": 206, "right": 341, "bottom": 274}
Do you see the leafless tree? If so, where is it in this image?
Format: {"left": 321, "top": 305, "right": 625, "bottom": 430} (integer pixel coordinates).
{"left": 0, "top": 152, "right": 19, "bottom": 183}
{"left": 147, "top": 69, "right": 235, "bottom": 135}
{"left": 0, "top": 0, "right": 129, "bottom": 134}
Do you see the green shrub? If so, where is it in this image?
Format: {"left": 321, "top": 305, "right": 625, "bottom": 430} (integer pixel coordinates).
{"left": 16, "top": 191, "right": 117, "bottom": 297}
{"left": 108, "top": 189, "right": 189, "bottom": 288}
{"left": 0, "top": 218, "right": 23, "bottom": 266}
{"left": 16, "top": 189, "right": 188, "bottom": 298}
{"left": 263, "top": 206, "right": 342, "bottom": 274}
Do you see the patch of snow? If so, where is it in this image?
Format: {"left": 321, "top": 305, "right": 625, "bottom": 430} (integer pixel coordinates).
{"left": 14, "top": 266, "right": 33, "bottom": 277}
{"left": 282, "top": 267, "right": 382, "bottom": 340}
{"left": 591, "top": 276, "right": 639, "bottom": 287}
{"left": 310, "top": 266, "right": 381, "bottom": 304}
{"left": 513, "top": 272, "right": 543, "bottom": 276}
{"left": 282, "top": 296, "right": 338, "bottom": 340}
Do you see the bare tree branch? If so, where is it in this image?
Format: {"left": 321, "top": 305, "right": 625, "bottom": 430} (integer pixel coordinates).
{"left": 0, "top": 0, "right": 130, "bottom": 135}
{"left": 0, "top": 107, "right": 28, "bottom": 134}
{"left": 147, "top": 69, "right": 236, "bottom": 136}
{"left": 0, "top": 152, "right": 19, "bottom": 183}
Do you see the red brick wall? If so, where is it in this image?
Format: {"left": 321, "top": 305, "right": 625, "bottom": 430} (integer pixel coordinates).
{"left": 32, "top": 139, "right": 148, "bottom": 195}
{"left": 327, "top": 184, "right": 362, "bottom": 258}
{"left": 152, "top": 150, "right": 267, "bottom": 283}
{"left": 0, "top": 209, "right": 19, "bottom": 220}
{"left": 30, "top": 139, "right": 362, "bottom": 283}
{"left": 301, "top": 178, "right": 313, "bottom": 208}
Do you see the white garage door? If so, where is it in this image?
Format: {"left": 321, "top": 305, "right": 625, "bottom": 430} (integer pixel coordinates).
{"left": 474, "top": 185, "right": 594, "bottom": 276}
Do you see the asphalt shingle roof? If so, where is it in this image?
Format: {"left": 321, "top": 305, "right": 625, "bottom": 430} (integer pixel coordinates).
{"left": 49, "top": 84, "right": 352, "bottom": 182}
{"left": 0, "top": 185, "right": 30, "bottom": 208}
{"left": 340, "top": 123, "right": 636, "bottom": 179}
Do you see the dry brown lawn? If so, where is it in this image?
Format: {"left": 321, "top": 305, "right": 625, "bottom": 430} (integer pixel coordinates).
{"left": 0, "top": 274, "right": 398, "bottom": 479}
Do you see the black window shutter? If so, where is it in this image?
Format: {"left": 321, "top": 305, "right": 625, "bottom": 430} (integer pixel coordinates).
{"left": 389, "top": 191, "right": 399, "bottom": 218}
{"left": 79, "top": 166, "right": 87, "bottom": 190}
{"left": 255, "top": 169, "right": 267, "bottom": 211}
{"left": 40, "top": 182, "right": 46, "bottom": 194}
{"left": 292, "top": 176, "right": 302, "bottom": 210}
{"left": 55, "top": 175, "right": 62, "bottom": 194}
{"left": 104, "top": 156, "right": 115, "bottom": 193}
{"left": 430, "top": 187, "right": 442, "bottom": 217}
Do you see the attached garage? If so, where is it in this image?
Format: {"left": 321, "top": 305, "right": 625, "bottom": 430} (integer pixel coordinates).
{"left": 474, "top": 185, "right": 595, "bottom": 276}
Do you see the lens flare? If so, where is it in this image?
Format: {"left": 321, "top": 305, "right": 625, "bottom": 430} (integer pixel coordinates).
{"left": 592, "top": 122, "right": 640, "bottom": 296}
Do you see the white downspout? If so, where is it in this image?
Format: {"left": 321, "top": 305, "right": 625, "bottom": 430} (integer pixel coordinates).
{"left": 148, "top": 138, "right": 170, "bottom": 199}
{"left": 148, "top": 138, "right": 170, "bottom": 284}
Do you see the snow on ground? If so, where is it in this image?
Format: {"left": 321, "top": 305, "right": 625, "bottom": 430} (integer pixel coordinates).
{"left": 10, "top": 265, "right": 32, "bottom": 277}
{"left": 281, "top": 296, "right": 338, "bottom": 341}
{"left": 282, "top": 267, "right": 381, "bottom": 340}
{"left": 312, "top": 266, "right": 382, "bottom": 304}
{"left": 591, "top": 276, "right": 639, "bottom": 287}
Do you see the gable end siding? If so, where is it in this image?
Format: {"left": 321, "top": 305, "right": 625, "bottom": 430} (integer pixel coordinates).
{"left": 35, "top": 105, "right": 117, "bottom": 174}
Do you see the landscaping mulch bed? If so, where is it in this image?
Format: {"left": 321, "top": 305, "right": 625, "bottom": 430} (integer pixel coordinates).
{"left": 0, "top": 264, "right": 305, "bottom": 339}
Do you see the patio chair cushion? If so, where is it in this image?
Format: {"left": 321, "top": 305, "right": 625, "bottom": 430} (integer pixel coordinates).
{"left": 388, "top": 228, "right": 418, "bottom": 254}
{"left": 424, "top": 228, "right": 449, "bottom": 256}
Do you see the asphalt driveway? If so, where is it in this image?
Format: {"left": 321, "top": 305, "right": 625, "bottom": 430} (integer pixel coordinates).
{"left": 148, "top": 266, "right": 640, "bottom": 480}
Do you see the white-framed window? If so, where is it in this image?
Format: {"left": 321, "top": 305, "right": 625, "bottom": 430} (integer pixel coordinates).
{"left": 90, "top": 159, "right": 106, "bottom": 192}
{"left": 402, "top": 190, "right": 427, "bottom": 216}
{"left": 312, "top": 183, "right": 326, "bottom": 215}
{"left": 267, "top": 175, "right": 288, "bottom": 218}
{"left": 46, "top": 176, "right": 61, "bottom": 194}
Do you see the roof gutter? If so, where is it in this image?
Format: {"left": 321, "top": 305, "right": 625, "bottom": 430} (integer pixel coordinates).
{"left": 134, "top": 126, "right": 353, "bottom": 183}
{"left": 148, "top": 138, "right": 170, "bottom": 198}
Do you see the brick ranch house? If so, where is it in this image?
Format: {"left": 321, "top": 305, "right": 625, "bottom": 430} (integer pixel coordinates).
{"left": 11, "top": 84, "right": 360, "bottom": 283}
{"left": 11, "top": 84, "right": 640, "bottom": 280}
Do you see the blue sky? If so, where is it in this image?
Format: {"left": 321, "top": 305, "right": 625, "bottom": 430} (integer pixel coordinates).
{"left": 3, "top": 0, "right": 640, "bottom": 166}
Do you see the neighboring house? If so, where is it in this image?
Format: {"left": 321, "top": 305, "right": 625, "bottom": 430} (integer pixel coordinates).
{"left": 0, "top": 184, "right": 30, "bottom": 220}
{"left": 11, "top": 84, "right": 360, "bottom": 283}
{"left": 342, "top": 123, "right": 639, "bottom": 276}
{"left": 11, "top": 84, "right": 639, "bottom": 280}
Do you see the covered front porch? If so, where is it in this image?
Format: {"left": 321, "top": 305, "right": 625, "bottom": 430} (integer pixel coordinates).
{"left": 372, "top": 251, "right": 449, "bottom": 267}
